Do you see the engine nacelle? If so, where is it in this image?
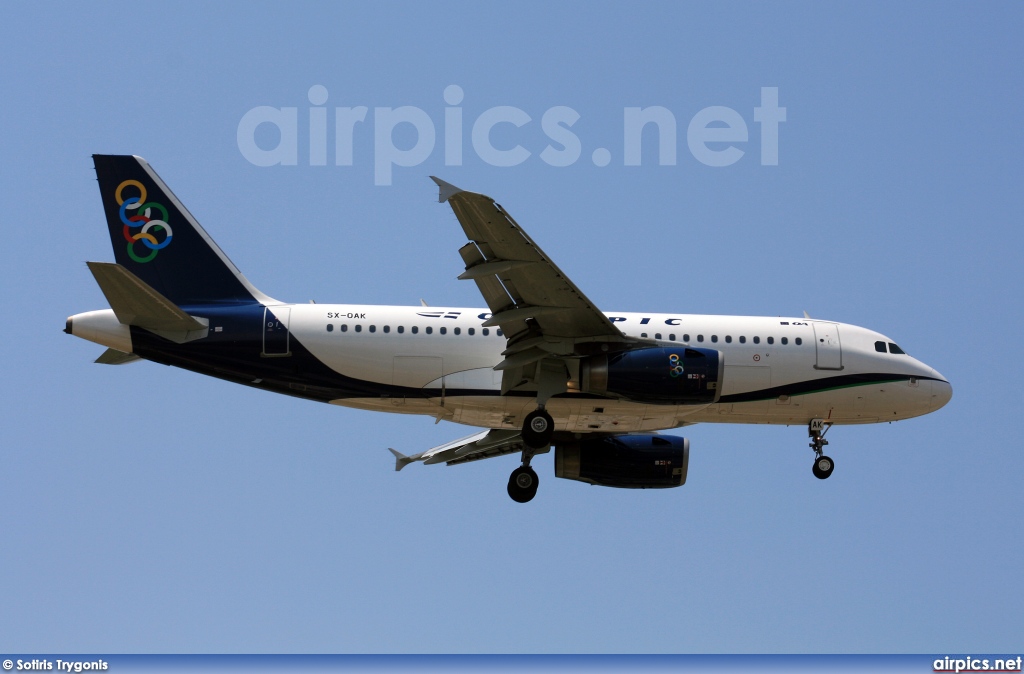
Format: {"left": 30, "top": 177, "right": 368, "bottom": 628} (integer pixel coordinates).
{"left": 581, "top": 347, "right": 722, "bottom": 404}
{"left": 555, "top": 434, "right": 689, "bottom": 488}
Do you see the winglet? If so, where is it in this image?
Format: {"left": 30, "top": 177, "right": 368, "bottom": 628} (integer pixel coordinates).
{"left": 430, "top": 176, "right": 463, "bottom": 203}
{"left": 388, "top": 448, "right": 415, "bottom": 472}
{"left": 803, "top": 310, "right": 812, "bottom": 319}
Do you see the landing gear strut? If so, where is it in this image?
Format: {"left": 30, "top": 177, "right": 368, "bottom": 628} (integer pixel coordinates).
{"left": 808, "top": 418, "right": 835, "bottom": 480}
{"left": 508, "top": 408, "right": 553, "bottom": 503}
{"left": 507, "top": 409, "right": 552, "bottom": 503}
{"left": 509, "top": 360, "right": 565, "bottom": 503}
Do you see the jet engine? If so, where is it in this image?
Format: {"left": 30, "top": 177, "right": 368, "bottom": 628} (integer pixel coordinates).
{"left": 554, "top": 434, "right": 689, "bottom": 488}
{"left": 580, "top": 346, "right": 722, "bottom": 404}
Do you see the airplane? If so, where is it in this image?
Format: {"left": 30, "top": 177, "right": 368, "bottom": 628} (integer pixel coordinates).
{"left": 66, "top": 155, "right": 952, "bottom": 503}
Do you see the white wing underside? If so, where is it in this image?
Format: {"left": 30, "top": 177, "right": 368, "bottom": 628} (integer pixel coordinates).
{"left": 388, "top": 429, "right": 535, "bottom": 470}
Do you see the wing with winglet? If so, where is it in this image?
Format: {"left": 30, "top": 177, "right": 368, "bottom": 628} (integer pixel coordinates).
{"left": 430, "top": 177, "right": 653, "bottom": 394}
{"left": 388, "top": 429, "right": 536, "bottom": 471}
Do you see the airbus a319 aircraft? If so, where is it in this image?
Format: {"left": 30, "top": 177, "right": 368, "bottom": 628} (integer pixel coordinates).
{"left": 66, "top": 155, "right": 952, "bottom": 502}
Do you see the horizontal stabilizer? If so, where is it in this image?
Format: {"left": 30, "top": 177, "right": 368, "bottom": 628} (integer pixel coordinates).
{"left": 87, "top": 262, "right": 209, "bottom": 341}
{"left": 95, "top": 348, "right": 142, "bottom": 365}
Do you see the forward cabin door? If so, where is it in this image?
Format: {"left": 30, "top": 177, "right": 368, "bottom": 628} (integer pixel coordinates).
{"left": 812, "top": 322, "right": 842, "bottom": 370}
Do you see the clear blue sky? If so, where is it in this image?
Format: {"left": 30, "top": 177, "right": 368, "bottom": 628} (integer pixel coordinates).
{"left": 2, "top": 1, "right": 1021, "bottom": 653}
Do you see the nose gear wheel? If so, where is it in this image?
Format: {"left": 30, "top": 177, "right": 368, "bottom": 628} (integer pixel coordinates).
{"left": 808, "top": 419, "right": 835, "bottom": 480}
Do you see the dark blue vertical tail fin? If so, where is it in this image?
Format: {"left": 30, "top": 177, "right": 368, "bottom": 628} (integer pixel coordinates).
{"left": 93, "top": 155, "right": 272, "bottom": 306}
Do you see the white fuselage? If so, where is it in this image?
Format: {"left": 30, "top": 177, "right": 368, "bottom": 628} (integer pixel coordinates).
{"left": 275, "top": 304, "right": 951, "bottom": 434}
{"left": 70, "top": 302, "right": 951, "bottom": 434}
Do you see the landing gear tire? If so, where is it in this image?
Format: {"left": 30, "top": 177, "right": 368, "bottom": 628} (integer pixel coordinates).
{"left": 507, "top": 466, "right": 539, "bottom": 503}
{"left": 812, "top": 455, "right": 834, "bottom": 480}
{"left": 808, "top": 419, "right": 834, "bottom": 480}
{"left": 522, "top": 409, "right": 554, "bottom": 449}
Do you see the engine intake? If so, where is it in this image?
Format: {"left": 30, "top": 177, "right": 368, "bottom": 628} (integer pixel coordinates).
{"left": 555, "top": 434, "right": 689, "bottom": 488}
{"left": 581, "top": 347, "right": 721, "bottom": 404}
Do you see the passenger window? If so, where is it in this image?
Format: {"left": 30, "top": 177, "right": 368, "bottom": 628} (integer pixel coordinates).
{"left": 454, "top": 327, "right": 461, "bottom": 335}
{"left": 683, "top": 334, "right": 690, "bottom": 342}
{"left": 655, "top": 333, "right": 662, "bottom": 340}
{"left": 326, "top": 324, "right": 333, "bottom": 332}
{"left": 697, "top": 335, "right": 704, "bottom": 342}
{"left": 888, "top": 343, "right": 905, "bottom": 355}
{"left": 767, "top": 336, "right": 774, "bottom": 345}
{"left": 411, "top": 326, "right": 418, "bottom": 334}
{"left": 725, "top": 335, "right": 732, "bottom": 343}
{"left": 711, "top": 335, "right": 718, "bottom": 343}
{"left": 341, "top": 324, "right": 348, "bottom": 332}
{"left": 426, "top": 326, "right": 433, "bottom": 334}
{"left": 795, "top": 337, "right": 802, "bottom": 345}
{"left": 641, "top": 332, "right": 648, "bottom": 338}
{"left": 739, "top": 336, "right": 746, "bottom": 344}
{"left": 781, "top": 337, "right": 788, "bottom": 345}
{"left": 468, "top": 328, "right": 475, "bottom": 336}
{"left": 483, "top": 328, "right": 489, "bottom": 336}
{"left": 753, "top": 336, "right": 760, "bottom": 344}
{"left": 439, "top": 327, "right": 446, "bottom": 335}
{"left": 669, "top": 334, "right": 676, "bottom": 341}
{"left": 383, "top": 325, "right": 390, "bottom": 333}
{"left": 875, "top": 341, "right": 887, "bottom": 353}
{"left": 497, "top": 329, "right": 503, "bottom": 336}
{"left": 398, "top": 326, "right": 404, "bottom": 334}
{"left": 355, "top": 325, "right": 362, "bottom": 333}
{"left": 369, "top": 325, "right": 376, "bottom": 333}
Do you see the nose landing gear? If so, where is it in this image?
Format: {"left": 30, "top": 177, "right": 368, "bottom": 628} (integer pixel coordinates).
{"left": 809, "top": 418, "right": 835, "bottom": 480}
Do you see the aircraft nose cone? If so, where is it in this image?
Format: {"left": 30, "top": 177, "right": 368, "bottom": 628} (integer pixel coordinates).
{"left": 931, "top": 378, "right": 952, "bottom": 411}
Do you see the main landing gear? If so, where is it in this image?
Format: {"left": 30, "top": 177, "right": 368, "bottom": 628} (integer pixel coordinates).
{"left": 507, "top": 407, "right": 553, "bottom": 503}
{"left": 508, "top": 463, "right": 539, "bottom": 503}
{"left": 522, "top": 408, "right": 554, "bottom": 449}
{"left": 808, "top": 418, "right": 835, "bottom": 480}
{"left": 509, "top": 360, "right": 565, "bottom": 503}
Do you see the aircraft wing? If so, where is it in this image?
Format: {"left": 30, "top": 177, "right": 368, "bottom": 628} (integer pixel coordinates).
{"left": 388, "top": 429, "right": 532, "bottom": 470}
{"left": 431, "top": 178, "right": 650, "bottom": 388}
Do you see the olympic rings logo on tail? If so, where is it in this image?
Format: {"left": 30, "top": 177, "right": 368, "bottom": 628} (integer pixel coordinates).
{"left": 115, "top": 179, "right": 173, "bottom": 263}
{"left": 668, "top": 353, "right": 684, "bottom": 378}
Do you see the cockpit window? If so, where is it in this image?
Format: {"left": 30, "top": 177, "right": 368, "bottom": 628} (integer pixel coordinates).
{"left": 888, "top": 343, "right": 905, "bottom": 355}
{"left": 874, "top": 341, "right": 887, "bottom": 353}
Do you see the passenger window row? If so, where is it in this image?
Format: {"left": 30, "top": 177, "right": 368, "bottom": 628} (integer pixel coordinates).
{"left": 328, "top": 322, "right": 806, "bottom": 348}
{"left": 326, "top": 324, "right": 503, "bottom": 337}
{"left": 639, "top": 332, "right": 803, "bottom": 346}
